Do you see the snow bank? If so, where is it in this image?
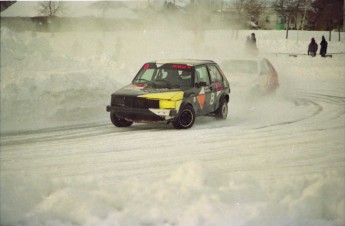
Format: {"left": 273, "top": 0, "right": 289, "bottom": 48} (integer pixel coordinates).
{"left": 1, "top": 161, "right": 344, "bottom": 226}
{"left": 1, "top": 27, "right": 134, "bottom": 132}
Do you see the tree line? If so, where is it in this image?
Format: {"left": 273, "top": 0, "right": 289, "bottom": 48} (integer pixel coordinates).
{"left": 1, "top": 0, "right": 343, "bottom": 32}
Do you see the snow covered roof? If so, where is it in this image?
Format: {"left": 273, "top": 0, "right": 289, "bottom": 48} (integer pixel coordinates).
{"left": 1, "top": 1, "right": 38, "bottom": 17}
{"left": 0, "top": 1, "right": 140, "bottom": 20}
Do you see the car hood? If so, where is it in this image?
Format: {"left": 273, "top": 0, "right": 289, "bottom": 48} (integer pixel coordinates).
{"left": 113, "top": 84, "right": 184, "bottom": 100}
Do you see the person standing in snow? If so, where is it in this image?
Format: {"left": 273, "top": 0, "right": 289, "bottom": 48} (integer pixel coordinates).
{"left": 319, "top": 36, "right": 328, "bottom": 57}
{"left": 250, "top": 33, "right": 257, "bottom": 50}
{"left": 245, "top": 33, "right": 258, "bottom": 55}
{"left": 308, "top": 38, "right": 318, "bottom": 57}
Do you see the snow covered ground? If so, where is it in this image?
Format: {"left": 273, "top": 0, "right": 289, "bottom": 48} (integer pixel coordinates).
{"left": 1, "top": 26, "right": 345, "bottom": 226}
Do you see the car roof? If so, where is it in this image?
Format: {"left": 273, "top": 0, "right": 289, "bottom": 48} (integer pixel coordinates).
{"left": 149, "top": 59, "right": 216, "bottom": 67}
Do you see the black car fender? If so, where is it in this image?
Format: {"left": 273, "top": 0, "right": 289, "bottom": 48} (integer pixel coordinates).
{"left": 215, "top": 92, "right": 230, "bottom": 110}
{"left": 179, "top": 90, "right": 199, "bottom": 110}
{"left": 219, "top": 92, "right": 230, "bottom": 103}
{"left": 177, "top": 100, "right": 194, "bottom": 114}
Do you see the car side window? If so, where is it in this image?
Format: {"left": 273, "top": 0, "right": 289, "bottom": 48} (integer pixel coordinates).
{"left": 195, "top": 66, "right": 210, "bottom": 85}
{"left": 208, "top": 64, "right": 224, "bottom": 83}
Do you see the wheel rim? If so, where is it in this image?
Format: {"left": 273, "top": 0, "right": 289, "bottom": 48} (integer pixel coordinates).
{"left": 180, "top": 109, "right": 193, "bottom": 127}
{"left": 222, "top": 104, "right": 228, "bottom": 117}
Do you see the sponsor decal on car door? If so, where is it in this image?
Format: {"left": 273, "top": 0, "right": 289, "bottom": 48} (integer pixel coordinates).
{"left": 195, "top": 66, "right": 213, "bottom": 114}
{"left": 207, "top": 64, "right": 225, "bottom": 112}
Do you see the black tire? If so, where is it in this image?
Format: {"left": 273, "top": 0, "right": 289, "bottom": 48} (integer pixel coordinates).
{"left": 215, "top": 98, "right": 228, "bottom": 119}
{"left": 110, "top": 112, "right": 133, "bottom": 127}
{"left": 172, "top": 105, "right": 195, "bottom": 129}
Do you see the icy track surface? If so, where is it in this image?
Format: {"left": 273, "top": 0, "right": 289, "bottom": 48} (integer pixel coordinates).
{"left": 1, "top": 28, "right": 345, "bottom": 226}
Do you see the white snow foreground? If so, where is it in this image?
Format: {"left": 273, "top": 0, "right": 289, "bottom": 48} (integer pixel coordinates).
{"left": 1, "top": 27, "right": 345, "bottom": 226}
{"left": 1, "top": 161, "right": 344, "bottom": 226}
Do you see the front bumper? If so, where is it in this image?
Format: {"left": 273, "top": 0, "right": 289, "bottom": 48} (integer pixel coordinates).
{"left": 106, "top": 105, "right": 177, "bottom": 122}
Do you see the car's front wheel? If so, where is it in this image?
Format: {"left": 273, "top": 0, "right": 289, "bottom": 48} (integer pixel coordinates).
{"left": 110, "top": 112, "right": 133, "bottom": 127}
{"left": 215, "top": 98, "right": 228, "bottom": 119}
{"left": 172, "top": 105, "right": 195, "bottom": 129}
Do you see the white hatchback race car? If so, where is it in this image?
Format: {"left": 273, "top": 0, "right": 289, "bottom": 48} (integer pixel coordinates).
{"left": 221, "top": 57, "right": 279, "bottom": 95}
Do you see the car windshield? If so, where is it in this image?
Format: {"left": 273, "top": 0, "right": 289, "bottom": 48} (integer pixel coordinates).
{"left": 133, "top": 63, "right": 193, "bottom": 89}
{"left": 222, "top": 60, "right": 258, "bottom": 74}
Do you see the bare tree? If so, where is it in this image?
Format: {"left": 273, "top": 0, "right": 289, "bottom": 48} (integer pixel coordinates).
{"left": 307, "top": 0, "right": 343, "bottom": 41}
{"left": 243, "top": 0, "right": 266, "bottom": 25}
{"left": 233, "top": 0, "right": 246, "bottom": 14}
{"left": 37, "top": 1, "right": 65, "bottom": 17}
{"left": 233, "top": 0, "right": 247, "bottom": 27}
{"left": 273, "top": 0, "right": 303, "bottom": 38}
{"left": 88, "top": 1, "right": 125, "bottom": 17}
{"left": 36, "top": 1, "right": 65, "bottom": 36}
{"left": 233, "top": 0, "right": 266, "bottom": 27}
{"left": 300, "top": 0, "right": 312, "bottom": 30}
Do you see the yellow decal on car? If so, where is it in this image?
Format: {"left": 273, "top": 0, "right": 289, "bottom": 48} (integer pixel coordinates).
{"left": 138, "top": 92, "right": 183, "bottom": 110}
{"left": 139, "top": 91, "right": 184, "bottom": 100}
{"left": 159, "top": 100, "right": 182, "bottom": 111}
{"left": 160, "top": 100, "right": 176, "bottom": 109}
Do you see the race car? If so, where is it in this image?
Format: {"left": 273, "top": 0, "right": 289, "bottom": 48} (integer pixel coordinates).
{"left": 221, "top": 57, "right": 279, "bottom": 95}
{"left": 106, "top": 59, "right": 231, "bottom": 129}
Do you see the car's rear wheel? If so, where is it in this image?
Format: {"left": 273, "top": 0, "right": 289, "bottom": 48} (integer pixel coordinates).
{"left": 215, "top": 98, "right": 228, "bottom": 119}
{"left": 172, "top": 105, "right": 195, "bottom": 129}
{"left": 110, "top": 112, "right": 133, "bottom": 127}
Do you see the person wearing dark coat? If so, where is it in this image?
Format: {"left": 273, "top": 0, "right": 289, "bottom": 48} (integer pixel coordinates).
{"left": 250, "top": 33, "right": 257, "bottom": 48}
{"left": 319, "top": 36, "right": 328, "bottom": 57}
{"left": 245, "top": 33, "right": 258, "bottom": 55}
{"left": 308, "top": 38, "right": 318, "bottom": 57}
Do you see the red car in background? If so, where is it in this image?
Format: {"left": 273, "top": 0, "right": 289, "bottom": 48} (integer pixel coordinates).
{"left": 221, "top": 57, "right": 279, "bottom": 95}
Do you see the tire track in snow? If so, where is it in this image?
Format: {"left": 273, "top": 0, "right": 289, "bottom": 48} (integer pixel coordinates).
{"left": 256, "top": 91, "right": 345, "bottom": 130}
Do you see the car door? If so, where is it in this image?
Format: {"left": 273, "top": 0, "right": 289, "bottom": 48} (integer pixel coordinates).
{"left": 207, "top": 64, "right": 225, "bottom": 112}
{"left": 194, "top": 65, "right": 213, "bottom": 115}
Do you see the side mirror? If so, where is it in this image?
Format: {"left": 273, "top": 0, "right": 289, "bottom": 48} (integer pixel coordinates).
{"left": 198, "top": 81, "right": 207, "bottom": 87}
{"left": 195, "top": 82, "right": 207, "bottom": 88}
